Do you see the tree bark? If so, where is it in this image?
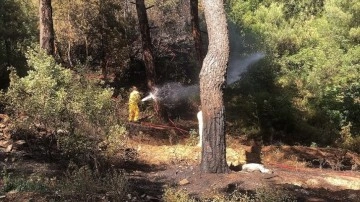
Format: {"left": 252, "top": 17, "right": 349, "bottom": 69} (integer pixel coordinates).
{"left": 135, "top": 0, "right": 169, "bottom": 121}
{"left": 39, "top": 0, "right": 55, "bottom": 56}
{"left": 135, "top": 0, "right": 156, "bottom": 90}
{"left": 99, "top": 1, "right": 108, "bottom": 81}
{"left": 190, "top": 0, "right": 203, "bottom": 69}
{"left": 200, "top": 0, "right": 229, "bottom": 173}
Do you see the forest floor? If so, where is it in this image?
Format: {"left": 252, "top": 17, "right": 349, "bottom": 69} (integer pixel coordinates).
{"left": 1, "top": 119, "right": 360, "bottom": 201}
{"left": 120, "top": 123, "right": 360, "bottom": 202}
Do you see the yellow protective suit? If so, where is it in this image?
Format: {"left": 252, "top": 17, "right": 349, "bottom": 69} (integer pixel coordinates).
{"left": 128, "top": 89, "right": 141, "bottom": 122}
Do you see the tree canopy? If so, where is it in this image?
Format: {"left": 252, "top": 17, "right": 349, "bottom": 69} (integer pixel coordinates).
{"left": 228, "top": 0, "right": 360, "bottom": 150}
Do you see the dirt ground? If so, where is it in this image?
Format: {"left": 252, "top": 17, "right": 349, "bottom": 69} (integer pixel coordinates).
{"left": 1, "top": 121, "right": 360, "bottom": 202}
{"left": 120, "top": 132, "right": 360, "bottom": 202}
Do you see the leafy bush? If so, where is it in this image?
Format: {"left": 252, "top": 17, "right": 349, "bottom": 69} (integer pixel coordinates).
{"left": 1, "top": 169, "right": 49, "bottom": 193}
{"left": 337, "top": 122, "right": 360, "bottom": 153}
{"left": 2, "top": 47, "right": 121, "bottom": 161}
{"left": 106, "top": 124, "right": 129, "bottom": 155}
{"left": 185, "top": 129, "right": 199, "bottom": 146}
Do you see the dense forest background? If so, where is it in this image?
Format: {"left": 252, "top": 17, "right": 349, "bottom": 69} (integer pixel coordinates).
{"left": 1, "top": 0, "right": 359, "bottom": 153}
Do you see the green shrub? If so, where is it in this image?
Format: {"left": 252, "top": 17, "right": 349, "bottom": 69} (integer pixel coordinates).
{"left": 3, "top": 47, "right": 121, "bottom": 161}
{"left": 106, "top": 124, "right": 129, "bottom": 155}
{"left": 337, "top": 122, "right": 360, "bottom": 153}
{"left": 185, "top": 129, "right": 199, "bottom": 146}
{"left": 1, "top": 169, "right": 49, "bottom": 193}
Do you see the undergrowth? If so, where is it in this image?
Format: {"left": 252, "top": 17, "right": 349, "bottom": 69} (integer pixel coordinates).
{"left": 1, "top": 163, "right": 129, "bottom": 201}
{"left": 163, "top": 186, "right": 297, "bottom": 202}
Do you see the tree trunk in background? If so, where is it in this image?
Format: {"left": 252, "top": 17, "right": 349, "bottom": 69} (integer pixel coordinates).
{"left": 200, "top": 0, "right": 229, "bottom": 173}
{"left": 135, "top": 0, "right": 168, "bottom": 121}
{"left": 99, "top": 1, "right": 108, "bottom": 81}
{"left": 39, "top": 0, "right": 55, "bottom": 55}
{"left": 135, "top": 0, "right": 156, "bottom": 89}
{"left": 66, "top": 1, "right": 73, "bottom": 67}
{"left": 190, "top": 0, "right": 203, "bottom": 69}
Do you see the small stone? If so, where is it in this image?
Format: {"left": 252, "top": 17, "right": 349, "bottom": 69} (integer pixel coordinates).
{"left": 127, "top": 194, "right": 132, "bottom": 199}
{"left": 146, "top": 195, "right": 158, "bottom": 200}
{"left": 5, "top": 144, "right": 12, "bottom": 152}
{"left": 0, "top": 140, "right": 9, "bottom": 147}
{"left": 15, "top": 140, "right": 26, "bottom": 145}
{"left": 179, "top": 178, "right": 190, "bottom": 185}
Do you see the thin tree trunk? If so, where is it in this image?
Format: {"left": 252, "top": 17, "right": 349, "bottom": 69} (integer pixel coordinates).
{"left": 66, "top": 0, "right": 73, "bottom": 67}
{"left": 0, "top": 40, "right": 11, "bottom": 89}
{"left": 135, "top": 0, "right": 156, "bottom": 89}
{"left": 39, "top": 0, "right": 55, "bottom": 55}
{"left": 4, "top": 40, "right": 11, "bottom": 68}
{"left": 135, "top": 0, "right": 168, "bottom": 121}
{"left": 99, "top": 0, "right": 108, "bottom": 81}
{"left": 67, "top": 41, "right": 73, "bottom": 67}
{"left": 85, "top": 36, "right": 89, "bottom": 60}
{"left": 200, "top": 0, "right": 230, "bottom": 173}
{"left": 190, "top": 0, "right": 203, "bottom": 69}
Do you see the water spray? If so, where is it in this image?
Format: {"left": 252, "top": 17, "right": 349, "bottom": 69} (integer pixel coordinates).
{"left": 141, "top": 87, "right": 159, "bottom": 102}
{"left": 140, "top": 83, "right": 199, "bottom": 108}
{"left": 227, "top": 52, "right": 265, "bottom": 85}
{"left": 141, "top": 92, "right": 156, "bottom": 102}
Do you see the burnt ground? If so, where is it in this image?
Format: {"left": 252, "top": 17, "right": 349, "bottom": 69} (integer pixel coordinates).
{"left": 1, "top": 120, "right": 360, "bottom": 202}
{"left": 119, "top": 130, "right": 360, "bottom": 202}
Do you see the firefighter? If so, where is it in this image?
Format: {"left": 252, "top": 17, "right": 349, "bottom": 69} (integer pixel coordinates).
{"left": 128, "top": 86, "right": 141, "bottom": 122}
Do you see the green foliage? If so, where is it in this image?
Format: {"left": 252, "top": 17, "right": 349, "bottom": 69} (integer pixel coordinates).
{"left": 2, "top": 169, "right": 49, "bottom": 193}
{"left": 3, "top": 47, "right": 119, "bottom": 160}
{"left": 337, "top": 122, "right": 360, "bottom": 153}
{"left": 106, "top": 124, "right": 129, "bottom": 155}
{"left": 0, "top": 0, "right": 38, "bottom": 89}
{"left": 228, "top": 0, "right": 360, "bottom": 147}
{"left": 185, "top": 129, "right": 199, "bottom": 146}
{"left": 7, "top": 47, "right": 115, "bottom": 127}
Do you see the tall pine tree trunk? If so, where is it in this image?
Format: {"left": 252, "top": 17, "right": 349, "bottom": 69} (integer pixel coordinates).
{"left": 200, "top": 0, "right": 229, "bottom": 173}
{"left": 39, "top": 0, "right": 55, "bottom": 55}
{"left": 190, "top": 0, "right": 203, "bottom": 69}
{"left": 135, "top": 0, "right": 156, "bottom": 89}
{"left": 135, "top": 0, "right": 168, "bottom": 121}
